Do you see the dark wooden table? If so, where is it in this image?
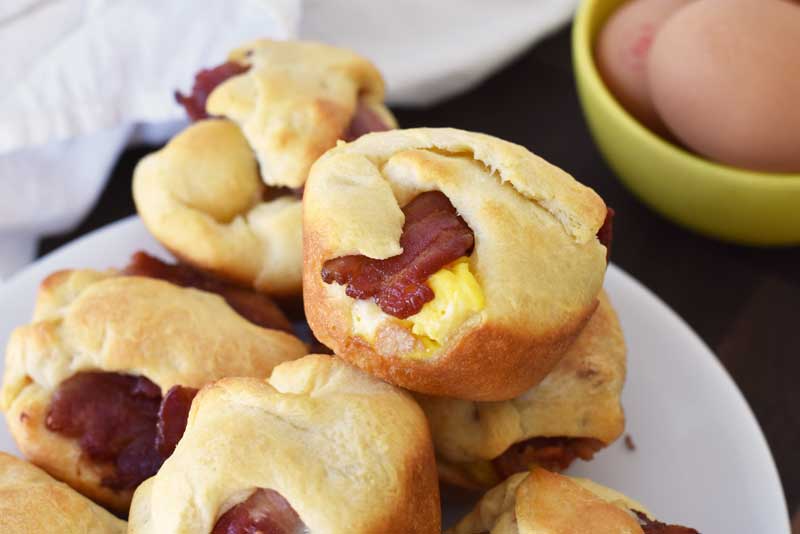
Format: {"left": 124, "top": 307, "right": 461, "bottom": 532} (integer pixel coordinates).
{"left": 38, "top": 26, "right": 799, "bottom": 525}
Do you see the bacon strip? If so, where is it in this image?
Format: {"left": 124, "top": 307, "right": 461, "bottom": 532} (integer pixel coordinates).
{"left": 598, "top": 207, "right": 615, "bottom": 261}
{"left": 634, "top": 510, "right": 701, "bottom": 533}
{"left": 491, "top": 437, "right": 605, "bottom": 478}
{"left": 155, "top": 386, "right": 199, "bottom": 458}
{"left": 321, "top": 191, "right": 474, "bottom": 319}
{"left": 123, "top": 252, "right": 292, "bottom": 333}
{"left": 46, "top": 373, "right": 162, "bottom": 490}
{"left": 175, "top": 61, "right": 250, "bottom": 121}
{"left": 212, "top": 488, "right": 307, "bottom": 534}
{"left": 343, "top": 100, "right": 391, "bottom": 141}
{"left": 46, "top": 373, "right": 198, "bottom": 491}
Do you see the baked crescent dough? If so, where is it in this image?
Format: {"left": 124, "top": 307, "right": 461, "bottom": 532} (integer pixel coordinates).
{"left": 207, "top": 39, "right": 396, "bottom": 189}
{"left": 0, "top": 452, "right": 126, "bottom": 534}
{"left": 128, "top": 354, "right": 440, "bottom": 534}
{"left": 448, "top": 467, "right": 653, "bottom": 534}
{"left": 1, "top": 269, "right": 308, "bottom": 512}
{"left": 303, "top": 128, "right": 609, "bottom": 400}
{"left": 134, "top": 119, "right": 304, "bottom": 296}
{"left": 135, "top": 40, "right": 395, "bottom": 296}
{"left": 418, "top": 290, "right": 626, "bottom": 488}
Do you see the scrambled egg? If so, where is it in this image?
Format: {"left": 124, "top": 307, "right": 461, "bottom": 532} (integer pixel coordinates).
{"left": 350, "top": 257, "right": 484, "bottom": 358}
{"left": 407, "top": 257, "right": 484, "bottom": 346}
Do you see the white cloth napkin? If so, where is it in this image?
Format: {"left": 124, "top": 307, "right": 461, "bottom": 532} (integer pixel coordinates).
{"left": 0, "top": 0, "right": 298, "bottom": 277}
{"left": 0, "top": 0, "right": 578, "bottom": 280}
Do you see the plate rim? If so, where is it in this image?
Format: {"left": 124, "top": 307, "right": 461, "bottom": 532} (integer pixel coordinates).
{"left": 605, "top": 262, "right": 790, "bottom": 532}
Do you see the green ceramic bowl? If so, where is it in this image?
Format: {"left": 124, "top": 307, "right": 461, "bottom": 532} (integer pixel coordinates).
{"left": 572, "top": 0, "right": 800, "bottom": 245}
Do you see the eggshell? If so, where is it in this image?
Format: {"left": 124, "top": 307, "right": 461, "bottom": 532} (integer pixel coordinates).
{"left": 595, "top": 0, "right": 693, "bottom": 133}
{"left": 648, "top": 0, "right": 800, "bottom": 173}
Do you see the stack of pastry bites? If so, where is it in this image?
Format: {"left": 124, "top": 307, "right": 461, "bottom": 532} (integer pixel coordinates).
{"left": 0, "top": 40, "right": 698, "bottom": 534}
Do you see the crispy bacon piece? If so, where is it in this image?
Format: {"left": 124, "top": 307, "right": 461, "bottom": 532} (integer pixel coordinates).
{"left": 263, "top": 186, "right": 303, "bottom": 202}
{"left": 634, "top": 510, "right": 700, "bottom": 533}
{"left": 212, "top": 488, "right": 307, "bottom": 534}
{"left": 46, "top": 373, "right": 197, "bottom": 491}
{"left": 491, "top": 437, "right": 605, "bottom": 478}
{"left": 155, "top": 386, "right": 199, "bottom": 458}
{"left": 175, "top": 61, "right": 250, "bottom": 121}
{"left": 46, "top": 373, "right": 162, "bottom": 490}
{"left": 343, "top": 100, "right": 391, "bottom": 141}
{"left": 123, "top": 252, "right": 292, "bottom": 333}
{"left": 598, "top": 207, "right": 615, "bottom": 261}
{"left": 321, "top": 191, "right": 474, "bottom": 319}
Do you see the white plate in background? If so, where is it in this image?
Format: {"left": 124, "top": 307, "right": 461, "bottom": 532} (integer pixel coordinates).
{"left": 0, "top": 216, "right": 790, "bottom": 533}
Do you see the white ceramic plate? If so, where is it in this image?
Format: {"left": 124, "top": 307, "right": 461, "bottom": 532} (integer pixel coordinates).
{"left": 0, "top": 217, "right": 790, "bottom": 533}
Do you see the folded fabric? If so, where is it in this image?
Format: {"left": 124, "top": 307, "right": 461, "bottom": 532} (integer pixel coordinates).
{"left": 0, "top": 0, "right": 298, "bottom": 279}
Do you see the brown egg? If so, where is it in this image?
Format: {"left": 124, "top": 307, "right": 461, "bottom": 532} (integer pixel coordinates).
{"left": 648, "top": 0, "right": 800, "bottom": 173}
{"left": 595, "top": 0, "right": 693, "bottom": 133}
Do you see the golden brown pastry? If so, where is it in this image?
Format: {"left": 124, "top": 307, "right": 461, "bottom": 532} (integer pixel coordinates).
{"left": 120, "top": 250, "right": 294, "bottom": 333}
{"left": 448, "top": 467, "right": 699, "bottom": 534}
{"left": 200, "top": 39, "right": 397, "bottom": 189}
{"left": 303, "top": 128, "right": 611, "bottom": 400}
{"left": 1, "top": 269, "right": 308, "bottom": 513}
{"left": 128, "top": 355, "right": 440, "bottom": 534}
{"left": 134, "top": 120, "right": 305, "bottom": 296}
{"left": 418, "top": 291, "right": 626, "bottom": 489}
{"left": 0, "top": 452, "right": 126, "bottom": 534}
{"left": 135, "top": 40, "right": 396, "bottom": 296}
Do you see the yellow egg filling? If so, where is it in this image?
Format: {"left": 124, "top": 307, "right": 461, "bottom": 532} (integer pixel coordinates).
{"left": 407, "top": 257, "right": 485, "bottom": 346}
{"left": 347, "top": 257, "right": 484, "bottom": 360}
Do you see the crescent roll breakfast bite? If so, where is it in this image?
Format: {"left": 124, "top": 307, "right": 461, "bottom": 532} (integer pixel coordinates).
{"left": 303, "top": 128, "right": 612, "bottom": 400}
{"left": 134, "top": 120, "right": 305, "bottom": 296}
{"left": 176, "top": 39, "right": 397, "bottom": 189}
{"left": 0, "top": 267, "right": 307, "bottom": 512}
{"left": 121, "top": 250, "right": 294, "bottom": 332}
{"left": 135, "top": 40, "right": 396, "bottom": 296}
{"left": 418, "top": 291, "right": 626, "bottom": 489}
{"left": 0, "top": 453, "right": 127, "bottom": 534}
{"left": 448, "top": 467, "right": 699, "bottom": 534}
{"left": 128, "top": 355, "right": 440, "bottom": 534}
